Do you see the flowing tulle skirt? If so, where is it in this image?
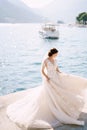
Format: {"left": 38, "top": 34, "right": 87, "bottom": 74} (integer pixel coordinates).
{"left": 6, "top": 72, "right": 87, "bottom": 129}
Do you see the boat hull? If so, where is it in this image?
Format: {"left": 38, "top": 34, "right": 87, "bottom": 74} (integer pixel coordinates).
{"left": 39, "top": 30, "right": 59, "bottom": 39}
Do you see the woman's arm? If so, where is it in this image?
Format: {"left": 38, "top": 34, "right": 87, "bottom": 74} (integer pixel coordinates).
{"left": 41, "top": 60, "right": 50, "bottom": 80}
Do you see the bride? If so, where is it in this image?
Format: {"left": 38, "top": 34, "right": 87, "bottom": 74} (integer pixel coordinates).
{"left": 6, "top": 48, "right": 87, "bottom": 129}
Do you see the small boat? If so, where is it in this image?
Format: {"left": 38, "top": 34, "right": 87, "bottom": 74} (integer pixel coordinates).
{"left": 39, "top": 23, "right": 59, "bottom": 39}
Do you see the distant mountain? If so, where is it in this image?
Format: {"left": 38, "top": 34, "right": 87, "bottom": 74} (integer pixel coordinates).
{"left": 0, "top": 0, "right": 45, "bottom": 23}
{"left": 8, "top": 0, "right": 32, "bottom": 9}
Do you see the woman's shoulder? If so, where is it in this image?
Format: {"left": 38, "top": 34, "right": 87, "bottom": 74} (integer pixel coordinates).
{"left": 44, "top": 58, "right": 57, "bottom": 63}
{"left": 44, "top": 58, "right": 49, "bottom": 64}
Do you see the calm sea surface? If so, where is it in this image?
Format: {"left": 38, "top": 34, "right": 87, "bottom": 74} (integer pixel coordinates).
{"left": 0, "top": 23, "right": 87, "bottom": 96}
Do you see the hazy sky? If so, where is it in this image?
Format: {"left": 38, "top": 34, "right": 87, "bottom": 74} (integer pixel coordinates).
{"left": 8, "top": 0, "right": 87, "bottom": 23}
{"left": 32, "top": 0, "right": 87, "bottom": 23}
{"left": 22, "top": 0, "right": 53, "bottom": 8}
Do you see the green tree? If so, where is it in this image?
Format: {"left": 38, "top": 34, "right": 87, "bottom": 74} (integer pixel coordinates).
{"left": 76, "top": 12, "right": 87, "bottom": 25}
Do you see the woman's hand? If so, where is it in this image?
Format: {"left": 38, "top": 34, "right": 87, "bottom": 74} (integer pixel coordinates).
{"left": 59, "top": 71, "right": 62, "bottom": 73}
{"left": 46, "top": 76, "right": 50, "bottom": 81}
{"left": 56, "top": 66, "right": 61, "bottom": 73}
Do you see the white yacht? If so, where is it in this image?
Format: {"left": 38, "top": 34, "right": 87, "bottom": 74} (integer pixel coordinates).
{"left": 39, "top": 23, "right": 59, "bottom": 39}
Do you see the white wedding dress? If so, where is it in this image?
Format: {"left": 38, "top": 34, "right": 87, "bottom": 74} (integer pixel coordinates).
{"left": 6, "top": 59, "right": 87, "bottom": 129}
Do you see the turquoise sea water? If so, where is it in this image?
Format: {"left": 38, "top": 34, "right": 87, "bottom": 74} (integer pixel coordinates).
{"left": 0, "top": 23, "right": 87, "bottom": 96}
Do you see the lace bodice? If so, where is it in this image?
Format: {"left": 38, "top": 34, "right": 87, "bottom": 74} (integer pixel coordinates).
{"left": 46, "top": 59, "right": 58, "bottom": 79}
{"left": 46, "top": 59, "right": 57, "bottom": 70}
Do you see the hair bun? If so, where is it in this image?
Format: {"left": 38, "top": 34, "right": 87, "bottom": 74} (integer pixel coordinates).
{"left": 48, "top": 51, "right": 52, "bottom": 57}
{"left": 48, "top": 48, "right": 58, "bottom": 57}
